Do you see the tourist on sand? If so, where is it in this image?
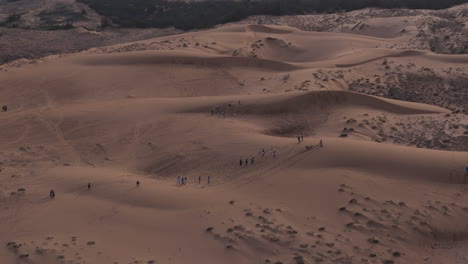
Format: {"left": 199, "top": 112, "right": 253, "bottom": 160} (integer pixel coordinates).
{"left": 2, "top": 105, "right": 7, "bottom": 112}
{"left": 136, "top": 180, "right": 140, "bottom": 187}
{"left": 245, "top": 159, "right": 249, "bottom": 166}
{"left": 273, "top": 151, "right": 277, "bottom": 159}
{"left": 240, "top": 159, "right": 243, "bottom": 166}
{"left": 251, "top": 157, "right": 254, "bottom": 165}
{"left": 87, "top": 182, "right": 91, "bottom": 190}
{"left": 320, "top": 139, "right": 323, "bottom": 148}
{"left": 208, "top": 176, "right": 211, "bottom": 184}
{"left": 184, "top": 177, "right": 188, "bottom": 184}
{"left": 49, "top": 189, "right": 55, "bottom": 198}
{"left": 297, "top": 136, "right": 301, "bottom": 144}
{"left": 177, "top": 176, "right": 181, "bottom": 185}
{"left": 262, "top": 149, "right": 265, "bottom": 157}
{"left": 301, "top": 134, "right": 304, "bottom": 142}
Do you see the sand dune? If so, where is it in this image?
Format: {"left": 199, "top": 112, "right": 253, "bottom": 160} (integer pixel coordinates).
{"left": 1, "top": 12, "right": 468, "bottom": 264}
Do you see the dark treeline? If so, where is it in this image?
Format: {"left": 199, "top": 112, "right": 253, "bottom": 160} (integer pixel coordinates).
{"left": 77, "top": 0, "right": 468, "bottom": 30}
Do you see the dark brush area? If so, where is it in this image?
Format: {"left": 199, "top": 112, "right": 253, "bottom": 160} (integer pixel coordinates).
{"left": 77, "top": 0, "right": 468, "bottom": 30}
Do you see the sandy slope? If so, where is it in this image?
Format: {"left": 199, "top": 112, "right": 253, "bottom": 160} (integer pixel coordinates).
{"left": 1, "top": 20, "right": 468, "bottom": 264}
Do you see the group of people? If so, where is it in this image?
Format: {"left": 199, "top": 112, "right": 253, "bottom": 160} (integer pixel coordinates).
{"left": 240, "top": 157, "right": 255, "bottom": 166}
{"left": 50, "top": 182, "right": 92, "bottom": 198}
{"left": 305, "top": 139, "right": 323, "bottom": 150}
{"left": 177, "top": 176, "right": 211, "bottom": 185}
{"left": 47, "top": 137, "right": 323, "bottom": 199}
{"left": 177, "top": 176, "right": 188, "bottom": 185}
{"left": 49, "top": 175, "right": 211, "bottom": 198}
{"left": 262, "top": 148, "right": 277, "bottom": 159}
{"left": 239, "top": 148, "right": 277, "bottom": 166}
{"left": 297, "top": 134, "right": 305, "bottom": 143}
{"left": 210, "top": 100, "right": 241, "bottom": 117}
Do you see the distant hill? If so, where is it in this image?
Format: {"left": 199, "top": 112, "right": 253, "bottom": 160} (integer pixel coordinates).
{"left": 77, "top": 0, "right": 468, "bottom": 30}
{"left": 0, "top": 0, "right": 180, "bottom": 64}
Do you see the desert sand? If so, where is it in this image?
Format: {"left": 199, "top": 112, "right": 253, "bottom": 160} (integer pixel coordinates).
{"left": 1, "top": 6, "right": 468, "bottom": 264}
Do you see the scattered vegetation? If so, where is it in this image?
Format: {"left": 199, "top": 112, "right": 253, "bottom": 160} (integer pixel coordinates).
{"left": 0, "top": 13, "right": 21, "bottom": 27}
{"left": 35, "top": 4, "right": 86, "bottom": 30}
{"left": 77, "top": 0, "right": 468, "bottom": 30}
{"left": 46, "top": 22, "right": 74, "bottom": 30}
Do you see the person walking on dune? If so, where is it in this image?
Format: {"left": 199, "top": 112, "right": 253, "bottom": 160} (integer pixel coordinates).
{"left": 136, "top": 180, "right": 140, "bottom": 187}
{"left": 245, "top": 159, "right": 249, "bottom": 166}
{"left": 320, "top": 139, "right": 323, "bottom": 148}
{"left": 208, "top": 176, "right": 211, "bottom": 184}
{"left": 49, "top": 189, "right": 55, "bottom": 198}
{"left": 251, "top": 157, "right": 255, "bottom": 165}
{"left": 261, "top": 149, "right": 265, "bottom": 157}
{"left": 87, "top": 182, "right": 91, "bottom": 190}
{"left": 177, "top": 176, "right": 181, "bottom": 185}
{"left": 240, "top": 159, "right": 243, "bottom": 166}
{"left": 300, "top": 134, "right": 304, "bottom": 142}
{"left": 297, "top": 136, "right": 301, "bottom": 144}
{"left": 273, "top": 151, "right": 277, "bottom": 159}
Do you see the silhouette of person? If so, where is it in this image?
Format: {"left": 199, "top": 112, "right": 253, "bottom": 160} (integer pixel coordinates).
{"left": 251, "top": 157, "right": 254, "bottom": 165}
{"left": 136, "top": 180, "right": 140, "bottom": 187}
{"left": 87, "top": 182, "right": 91, "bottom": 190}
{"left": 208, "top": 176, "right": 211, "bottom": 184}
{"left": 2, "top": 105, "right": 7, "bottom": 112}
{"left": 245, "top": 159, "right": 249, "bottom": 166}
{"left": 320, "top": 139, "right": 323, "bottom": 148}
{"left": 49, "top": 189, "right": 55, "bottom": 198}
{"left": 240, "top": 159, "right": 243, "bottom": 166}
{"left": 297, "top": 136, "right": 301, "bottom": 143}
